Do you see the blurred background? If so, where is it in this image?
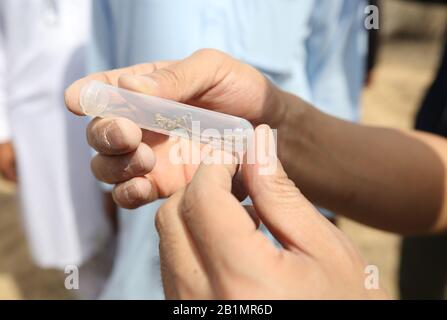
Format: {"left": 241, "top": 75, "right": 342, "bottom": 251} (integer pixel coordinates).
{"left": 1, "top": 0, "right": 447, "bottom": 299}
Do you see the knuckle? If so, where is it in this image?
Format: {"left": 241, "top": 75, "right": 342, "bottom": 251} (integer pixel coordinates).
{"left": 99, "top": 71, "right": 114, "bottom": 86}
{"left": 132, "top": 62, "right": 157, "bottom": 74}
{"left": 151, "top": 68, "right": 186, "bottom": 101}
{"left": 266, "top": 173, "right": 299, "bottom": 199}
{"left": 157, "top": 68, "right": 183, "bottom": 86}
{"left": 195, "top": 48, "right": 227, "bottom": 60}
{"left": 194, "top": 49, "right": 233, "bottom": 73}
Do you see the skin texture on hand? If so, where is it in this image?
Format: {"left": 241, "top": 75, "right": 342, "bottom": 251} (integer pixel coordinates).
{"left": 64, "top": 49, "right": 387, "bottom": 299}
{"left": 277, "top": 93, "right": 447, "bottom": 234}
{"left": 155, "top": 125, "right": 388, "bottom": 299}
{"left": 0, "top": 141, "right": 17, "bottom": 183}
{"left": 65, "top": 49, "right": 285, "bottom": 208}
{"left": 65, "top": 48, "right": 447, "bottom": 234}
{"left": 65, "top": 49, "right": 285, "bottom": 126}
{"left": 63, "top": 48, "right": 447, "bottom": 299}
{"left": 63, "top": 48, "right": 418, "bottom": 298}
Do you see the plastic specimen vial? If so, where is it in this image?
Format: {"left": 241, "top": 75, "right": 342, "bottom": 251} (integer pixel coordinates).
{"left": 80, "top": 81, "right": 254, "bottom": 152}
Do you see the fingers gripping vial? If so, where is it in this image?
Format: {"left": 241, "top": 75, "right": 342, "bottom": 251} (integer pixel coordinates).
{"left": 80, "top": 81, "right": 253, "bottom": 152}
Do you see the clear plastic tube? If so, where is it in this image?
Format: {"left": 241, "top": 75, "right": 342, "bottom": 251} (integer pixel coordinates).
{"left": 80, "top": 81, "right": 253, "bottom": 152}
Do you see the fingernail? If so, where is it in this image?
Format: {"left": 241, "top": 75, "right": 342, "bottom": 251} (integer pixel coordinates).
{"left": 256, "top": 125, "right": 278, "bottom": 176}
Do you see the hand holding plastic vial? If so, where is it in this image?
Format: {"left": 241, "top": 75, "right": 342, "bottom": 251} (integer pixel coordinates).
{"left": 65, "top": 50, "right": 391, "bottom": 300}
{"left": 80, "top": 81, "right": 253, "bottom": 153}
{"left": 65, "top": 49, "right": 283, "bottom": 208}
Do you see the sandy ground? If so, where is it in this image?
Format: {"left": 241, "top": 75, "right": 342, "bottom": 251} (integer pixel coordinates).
{"left": 0, "top": 37, "right": 444, "bottom": 299}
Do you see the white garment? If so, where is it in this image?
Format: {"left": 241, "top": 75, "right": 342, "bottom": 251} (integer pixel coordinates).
{"left": 0, "top": 0, "right": 111, "bottom": 268}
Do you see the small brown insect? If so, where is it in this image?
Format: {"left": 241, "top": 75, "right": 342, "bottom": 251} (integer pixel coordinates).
{"left": 153, "top": 113, "right": 247, "bottom": 150}
{"left": 154, "top": 113, "right": 191, "bottom": 132}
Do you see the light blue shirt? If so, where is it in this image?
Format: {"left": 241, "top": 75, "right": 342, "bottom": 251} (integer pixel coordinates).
{"left": 90, "top": 0, "right": 367, "bottom": 299}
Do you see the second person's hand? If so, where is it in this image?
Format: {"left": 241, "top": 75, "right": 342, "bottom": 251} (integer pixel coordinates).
{"left": 155, "top": 125, "right": 388, "bottom": 299}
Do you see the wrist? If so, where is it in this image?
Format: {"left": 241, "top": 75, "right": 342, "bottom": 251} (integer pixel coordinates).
{"left": 274, "top": 91, "right": 311, "bottom": 158}
{"left": 265, "top": 88, "right": 311, "bottom": 131}
{"left": 259, "top": 86, "right": 288, "bottom": 129}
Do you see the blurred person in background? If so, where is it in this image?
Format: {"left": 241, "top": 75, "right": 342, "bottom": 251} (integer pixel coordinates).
{"left": 0, "top": 0, "right": 113, "bottom": 299}
{"left": 399, "top": 13, "right": 447, "bottom": 299}
{"left": 88, "top": 0, "right": 367, "bottom": 299}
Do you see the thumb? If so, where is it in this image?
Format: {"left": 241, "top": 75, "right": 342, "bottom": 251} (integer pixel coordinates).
{"left": 118, "top": 49, "right": 230, "bottom": 103}
{"left": 242, "top": 125, "right": 338, "bottom": 254}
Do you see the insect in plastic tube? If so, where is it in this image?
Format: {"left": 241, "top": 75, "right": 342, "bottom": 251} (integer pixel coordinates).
{"left": 153, "top": 113, "right": 246, "bottom": 150}
{"left": 154, "top": 113, "right": 192, "bottom": 133}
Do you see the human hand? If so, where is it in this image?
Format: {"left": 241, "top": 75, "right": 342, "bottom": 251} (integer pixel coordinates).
{"left": 64, "top": 49, "right": 286, "bottom": 208}
{"left": 0, "top": 141, "right": 17, "bottom": 183}
{"left": 155, "top": 125, "right": 388, "bottom": 300}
